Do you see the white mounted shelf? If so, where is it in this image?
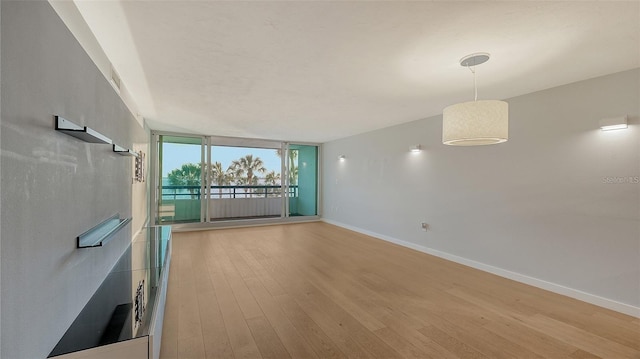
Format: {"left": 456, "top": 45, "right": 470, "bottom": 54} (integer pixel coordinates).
{"left": 55, "top": 116, "right": 111, "bottom": 144}
{"left": 77, "top": 214, "right": 132, "bottom": 248}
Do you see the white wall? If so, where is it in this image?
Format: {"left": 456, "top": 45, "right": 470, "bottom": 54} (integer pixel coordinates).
{"left": 1, "top": 2, "right": 148, "bottom": 357}
{"left": 322, "top": 69, "right": 640, "bottom": 315}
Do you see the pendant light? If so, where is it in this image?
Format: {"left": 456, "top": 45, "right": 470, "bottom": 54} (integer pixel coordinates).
{"left": 442, "top": 53, "right": 508, "bottom": 146}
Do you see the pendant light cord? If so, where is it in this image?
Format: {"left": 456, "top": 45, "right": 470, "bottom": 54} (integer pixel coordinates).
{"left": 467, "top": 65, "right": 478, "bottom": 101}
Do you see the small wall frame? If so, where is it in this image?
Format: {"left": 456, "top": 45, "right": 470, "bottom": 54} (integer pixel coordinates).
{"left": 135, "top": 151, "right": 145, "bottom": 182}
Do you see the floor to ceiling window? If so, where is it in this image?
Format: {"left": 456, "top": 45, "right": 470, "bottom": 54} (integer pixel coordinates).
{"left": 209, "top": 144, "right": 284, "bottom": 221}
{"left": 151, "top": 132, "right": 320, "bottom": 226}
{"left": 155, "top": 135, "right": 206, "bottom": 224}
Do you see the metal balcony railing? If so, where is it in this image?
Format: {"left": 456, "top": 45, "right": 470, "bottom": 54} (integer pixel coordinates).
{"left": 161, "top": 185, "right": 298, "bottom": 200}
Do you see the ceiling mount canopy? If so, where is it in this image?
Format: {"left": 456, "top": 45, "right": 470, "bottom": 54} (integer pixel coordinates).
{"left": 460, "top": 53, "right": 490, "bottom": 67}
{"left": 442, "top": 53, "right": 509, "bottom": 146}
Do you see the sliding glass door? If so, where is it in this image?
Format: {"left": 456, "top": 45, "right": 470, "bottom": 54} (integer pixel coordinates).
{"left": 155, "top": 135, "right": 205, "bottom": 224}
{"left": 208, "top": 144, "right": 283, "bottom": 221}
{"left": 152, "top": 132, "right": 319, "bottom": 226}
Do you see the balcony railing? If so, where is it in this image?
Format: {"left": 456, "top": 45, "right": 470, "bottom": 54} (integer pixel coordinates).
{"left": 161, "top": 185, "right": 298, "bottom": 200}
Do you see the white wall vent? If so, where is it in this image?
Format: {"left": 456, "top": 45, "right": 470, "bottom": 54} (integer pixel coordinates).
{"left": 110, "top": 64, "right": 121, "bottom": 93}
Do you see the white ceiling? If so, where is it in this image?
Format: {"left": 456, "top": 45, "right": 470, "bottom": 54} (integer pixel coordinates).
{"left": 73, "top": 1, "right": 640, "bottom": 143}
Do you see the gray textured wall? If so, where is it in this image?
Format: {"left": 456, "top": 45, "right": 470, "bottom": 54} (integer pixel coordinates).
{"left": 1, "top": 1, "right": 147, "bottom": 357}
{"left": 323, "top": 69, "right": 640, "bottom": 311}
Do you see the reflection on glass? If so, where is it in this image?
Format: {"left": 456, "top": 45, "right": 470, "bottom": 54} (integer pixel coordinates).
{"left": 49, "top": 227, "right": 171, "bottom": 358}
{"left": 158, "top": 135, "right": 203, "bottom": 224}
{"left": 289, "top": 145, "right": 318, "bottom": 216}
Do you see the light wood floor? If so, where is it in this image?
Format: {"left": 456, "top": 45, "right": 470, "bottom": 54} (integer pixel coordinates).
{"left": 159, "top": 222, "right": 640, "bottom": 359}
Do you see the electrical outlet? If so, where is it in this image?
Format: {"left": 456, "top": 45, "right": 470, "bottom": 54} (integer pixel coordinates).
{"left": 421, "top": 222, "right": 429, "bottom": 231}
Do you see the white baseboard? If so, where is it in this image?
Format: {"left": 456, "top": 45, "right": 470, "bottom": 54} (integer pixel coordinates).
{"left": 321, "top": 218, "right": 640, "bottom": 318}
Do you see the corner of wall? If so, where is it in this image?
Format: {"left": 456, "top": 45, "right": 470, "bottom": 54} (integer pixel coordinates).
{"left": 48, "top": 0, "right": 144, "bottom": 128}
{"left": 131, "top": 120, "right": 151, "bottom": 237}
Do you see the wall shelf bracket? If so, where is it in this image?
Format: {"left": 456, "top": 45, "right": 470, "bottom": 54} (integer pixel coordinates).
{"left": 77, "top": 214, "right": 132, "bottom": 248}
{"left": 55, "top": 116, "right": 112, "bottom": 144}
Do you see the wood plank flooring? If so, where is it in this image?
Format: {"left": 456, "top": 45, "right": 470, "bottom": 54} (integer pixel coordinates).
{"left": 159, "top": 222, "right": 640, "bottom": 359}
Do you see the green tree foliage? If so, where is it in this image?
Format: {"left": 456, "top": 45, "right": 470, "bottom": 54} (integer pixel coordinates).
{"left": 167, "top": 154, "right": 285, "bottom": 199}
{"left": 230, "top": 155, "right": 267, "bottom": 197}
{"left": 264, "top": 170, "right": 281, "bottom": 197}
{"left": 209, "top": 161, "right": 233, "bottom": 198}
{"left": 264, "top": 170, "right": 281, "bottom": 185}
{"left": 167, "top": 163, "right": 201, "bottom": 198}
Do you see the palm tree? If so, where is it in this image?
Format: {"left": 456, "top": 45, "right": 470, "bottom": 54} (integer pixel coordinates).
{"left": 275, "top": 149, "right": 298, "bottom": 185}
{"left": 264, "top": 170, "right": 281, "bottom": 197}
{"left": 265, "top": 170, "right": 281, "bottom": 185}
{"left": 167, "top": 163, "right": 201, "bottom": 199}
{"left": 289, "top": 165, "right": 298, "bottom": 186}
{"left": 230, "top": 155, "right": 267, "bottom": 197}
{"left": 209, "top": 161, "right": 233, "bottom": 198}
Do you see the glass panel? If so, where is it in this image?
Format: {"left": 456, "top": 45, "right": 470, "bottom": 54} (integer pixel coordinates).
{"left": 288, "top": 145, "right": 317, "bottom": 216}
{"left": 48, "top": 226, "right": 171, "bottom": 357}
{"left": 208, "top": 145, "right": 283, "bottom": 221}
{"left": 157, "top": 135, "right": 203, "bottom": 224}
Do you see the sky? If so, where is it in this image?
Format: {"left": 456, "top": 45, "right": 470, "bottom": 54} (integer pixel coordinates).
{"left": 161, "top": 144, "right": 282, "bottom": 177}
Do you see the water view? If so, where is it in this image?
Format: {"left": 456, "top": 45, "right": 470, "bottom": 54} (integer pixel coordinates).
{"left": 156, "top": 135, "right": 317, "bottom": 223}
{"left": 161, "top": 145, "right": 298, "bottom": 200}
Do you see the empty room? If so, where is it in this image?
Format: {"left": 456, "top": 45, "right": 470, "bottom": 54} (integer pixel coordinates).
{"left": 1, "top": 1, "right": 639, "bottom": 358}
